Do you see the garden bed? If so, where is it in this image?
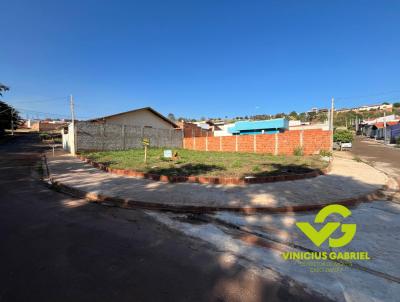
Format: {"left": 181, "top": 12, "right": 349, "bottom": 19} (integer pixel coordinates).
{"left": 80, "top": 148, "right": 330, "bottom": 185}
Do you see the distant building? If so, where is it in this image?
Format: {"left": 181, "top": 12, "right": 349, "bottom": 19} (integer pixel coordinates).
{"left": 22, "top": 119, "right": 69, "bottom": 131}
{"left": 289, "top": 119, "right": 329, "bottom": 131}
{"left": 380, "top": 103, "right": 393, "bottom": 112}
{"left": 192, "top": 120, "right": 222, "bottom": 132}
{"left": 335, "top": 108, "right": 351, "bottom": 113}
{"left": 214, "top": 123, "right": 235, "bottom": 136}
{"left": 177, "top": 121, "right": 212, "bottom": 137}
{"left": 307, "top": 107, "right": 328, "bottom": 114}
{"left": 228, "top": 118, "right": 289, "bottom": 135}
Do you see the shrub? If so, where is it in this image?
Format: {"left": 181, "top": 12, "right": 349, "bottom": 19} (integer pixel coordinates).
{"left": 319, "top": 150, "right": 332, "bottom": 157}
{"left": 293, "top": 146, "right": 304, "bottom": 156}
{"left": 39, "top": 132, "right": 50, "bottom": 139}
{"left": 252, "top": 165, "right": 261, "bottom": 172}
{"left": 333, "top": 129, "right": 354, "bottom": 143}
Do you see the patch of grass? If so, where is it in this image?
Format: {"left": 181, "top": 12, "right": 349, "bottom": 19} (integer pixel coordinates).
{"left": 353, "top": 156, "right": 362, "bottom": 163}
{"left": 81, "top": 148, "right": 328, "bottom": 178}
{"left": 231, "top": 160, "right": 242, "bottom": 168}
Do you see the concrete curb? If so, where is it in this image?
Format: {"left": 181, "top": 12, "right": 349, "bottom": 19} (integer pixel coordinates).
{"left": 77, "top": 155, "right": 333, "bottom": 185}
{"left": 43, "top": 155, "right": 386, "bottom": 214}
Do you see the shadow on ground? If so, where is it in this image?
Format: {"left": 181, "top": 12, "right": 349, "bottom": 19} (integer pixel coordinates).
{"left": 0, "top": 133, "right": 334, "bottom": 302}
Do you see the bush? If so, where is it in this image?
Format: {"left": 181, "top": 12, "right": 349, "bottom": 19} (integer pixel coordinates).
{"left": 39, "top": 132, "right": 50, "bottom": 139}
{"left": 293, "top": 146, "right": 304, "bottom": 156}
{"left": 319, "top": 150, "right": 332, "bottom": 157}
{"left": 333, "top": 129, "right": 354, "bottom": 143}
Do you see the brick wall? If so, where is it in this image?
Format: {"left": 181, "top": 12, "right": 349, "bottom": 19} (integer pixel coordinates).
{"left": 183, "top": 129, "right": 331, "bottom": 155}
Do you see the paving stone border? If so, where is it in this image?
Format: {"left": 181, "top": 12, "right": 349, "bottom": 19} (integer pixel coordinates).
{"left": 77, "top": 155, "right": 332, "bottom": 185}
{"left": 42, "top": 155, "right": 386, "bottom": 214}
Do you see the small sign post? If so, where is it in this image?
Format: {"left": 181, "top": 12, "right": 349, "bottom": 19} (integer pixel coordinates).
{"left": 142, "top": 138, "right": 150, "bottom": 163}
{"left": 163, "top": 149, "right": 172, "bottom": 159}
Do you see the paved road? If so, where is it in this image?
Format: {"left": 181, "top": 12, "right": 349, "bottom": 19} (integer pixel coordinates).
{"left": 0, "top": 134, "right": 329, "bottom": 302}
{"left": 351, "top": 136, "right": 400, "bottom": 181}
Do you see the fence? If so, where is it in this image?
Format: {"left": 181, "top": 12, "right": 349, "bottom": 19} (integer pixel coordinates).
{"left": 183, "top": 129, "right": 331, "bottom": 155}
{"left": 63, "top": 121, "right": 183, "bottom": 153}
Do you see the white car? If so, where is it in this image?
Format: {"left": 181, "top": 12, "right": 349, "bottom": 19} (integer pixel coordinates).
{"left": 340, "top": 142, "right": 352, "bottom": 149}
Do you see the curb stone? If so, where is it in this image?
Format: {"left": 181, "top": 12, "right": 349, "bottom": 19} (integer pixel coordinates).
{"left": 44, "top": 155, "right": 386, "bottom": 214}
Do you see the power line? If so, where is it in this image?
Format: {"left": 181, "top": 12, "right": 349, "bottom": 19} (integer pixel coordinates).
{"left": 8, "top": 96, "right": 68, "bottom": 105}
{"left": 16, "top": 107, "right": 91, "bottom": 120}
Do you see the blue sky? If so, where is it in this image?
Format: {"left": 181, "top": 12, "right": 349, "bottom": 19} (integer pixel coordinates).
{"left": 1, "top": 0, "right": 400, "bottom": 120}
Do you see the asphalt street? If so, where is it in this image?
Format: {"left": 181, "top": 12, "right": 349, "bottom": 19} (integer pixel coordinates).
{"left": 0, "top": 134, "right": 329, "bottom": 302}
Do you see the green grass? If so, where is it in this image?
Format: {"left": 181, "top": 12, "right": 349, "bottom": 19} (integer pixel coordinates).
{"left": 82, "top": 148, "right": 328, "bottom": 178}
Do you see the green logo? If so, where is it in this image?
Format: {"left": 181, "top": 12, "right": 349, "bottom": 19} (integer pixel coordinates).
{"left": 296, "top": 204, "right": 357, "bottom": 248}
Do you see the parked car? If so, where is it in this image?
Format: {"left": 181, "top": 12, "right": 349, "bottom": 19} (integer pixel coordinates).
{"left": 340, "top": 142, "right": 352, "bottom": 150}
{"left": 333, "top": 141, "right": 352, "bottom": 151}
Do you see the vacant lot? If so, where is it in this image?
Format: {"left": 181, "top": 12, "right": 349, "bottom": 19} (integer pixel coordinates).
{"left": 82, "top": 148, "right": 328, "bottom": 178}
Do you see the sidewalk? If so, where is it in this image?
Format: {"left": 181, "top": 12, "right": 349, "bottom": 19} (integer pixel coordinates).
{"left": 45, "top": 151, "right": 388, "bottom": 212}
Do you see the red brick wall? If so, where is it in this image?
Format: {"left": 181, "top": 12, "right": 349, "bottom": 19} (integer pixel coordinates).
{"left": 183, "top": 129, "right": 331, "bottom": 155}
{"left": 278, "top": 131, "right": 301, "bottom": 155}
{"left": 207, "top": 136, "right": 221, "bottom": 151}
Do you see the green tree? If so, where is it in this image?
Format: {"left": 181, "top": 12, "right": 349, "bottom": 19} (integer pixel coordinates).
{"left": 0, "top": 84, "right": 22, "bottom": 135}
{"left": 288, "top": 111, "right": 298, "bottom": 120}
{"left": 0, "top": 83, "right": 10, "bottom": 96}
{"left": 298, "top": 112, "right": 307, "bottom": 122}
{"left": 333, "top": 129, "right": 354, "bottom": 143}
{"left": 393, "top": 102, "right": 400, "bottom": 108}
{"left": 307, "top": 112, "right": 317, "bottom": 122}
{"left": 167, "top": 113, "right": 176, "bottom": 121}
{"left": 316, "top": 112, "right": 328, "bottom": 123}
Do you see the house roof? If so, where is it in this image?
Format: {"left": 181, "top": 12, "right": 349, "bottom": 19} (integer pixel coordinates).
{"left": 374, "top": 121, "right": 399, "bottom": 129}
{"left": 228, "top": 118, "right": 289, "bottom": 133}
{"left": 89, "top": 107, "right": 178, "bottom": 128}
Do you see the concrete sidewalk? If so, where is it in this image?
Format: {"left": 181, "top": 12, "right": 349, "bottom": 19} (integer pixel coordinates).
{"left": 45, "top": 151, "right": 388, "bottom": 212}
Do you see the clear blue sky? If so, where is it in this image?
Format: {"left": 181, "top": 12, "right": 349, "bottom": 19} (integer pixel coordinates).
{"left": 1, "top": 0, "right": 400, "bottom": 120}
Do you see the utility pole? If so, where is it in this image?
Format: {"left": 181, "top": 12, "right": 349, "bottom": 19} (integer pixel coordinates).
{"left": 330, "top": 97, "right": 334, "bottom": 150}
{"left": 330, "top": 97, "right": 334, "bottom": 130}
{"left": 383, "top": 111, "right": 387, "bottom": 144}
{"left": 70, "top": 95, "right": 75, "bottom": 124}
{"left": 70, "top": 95, "right": 76, "bottom": 155}
{"left": 11, "top": 108, "right": 14, "bottom": 136}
